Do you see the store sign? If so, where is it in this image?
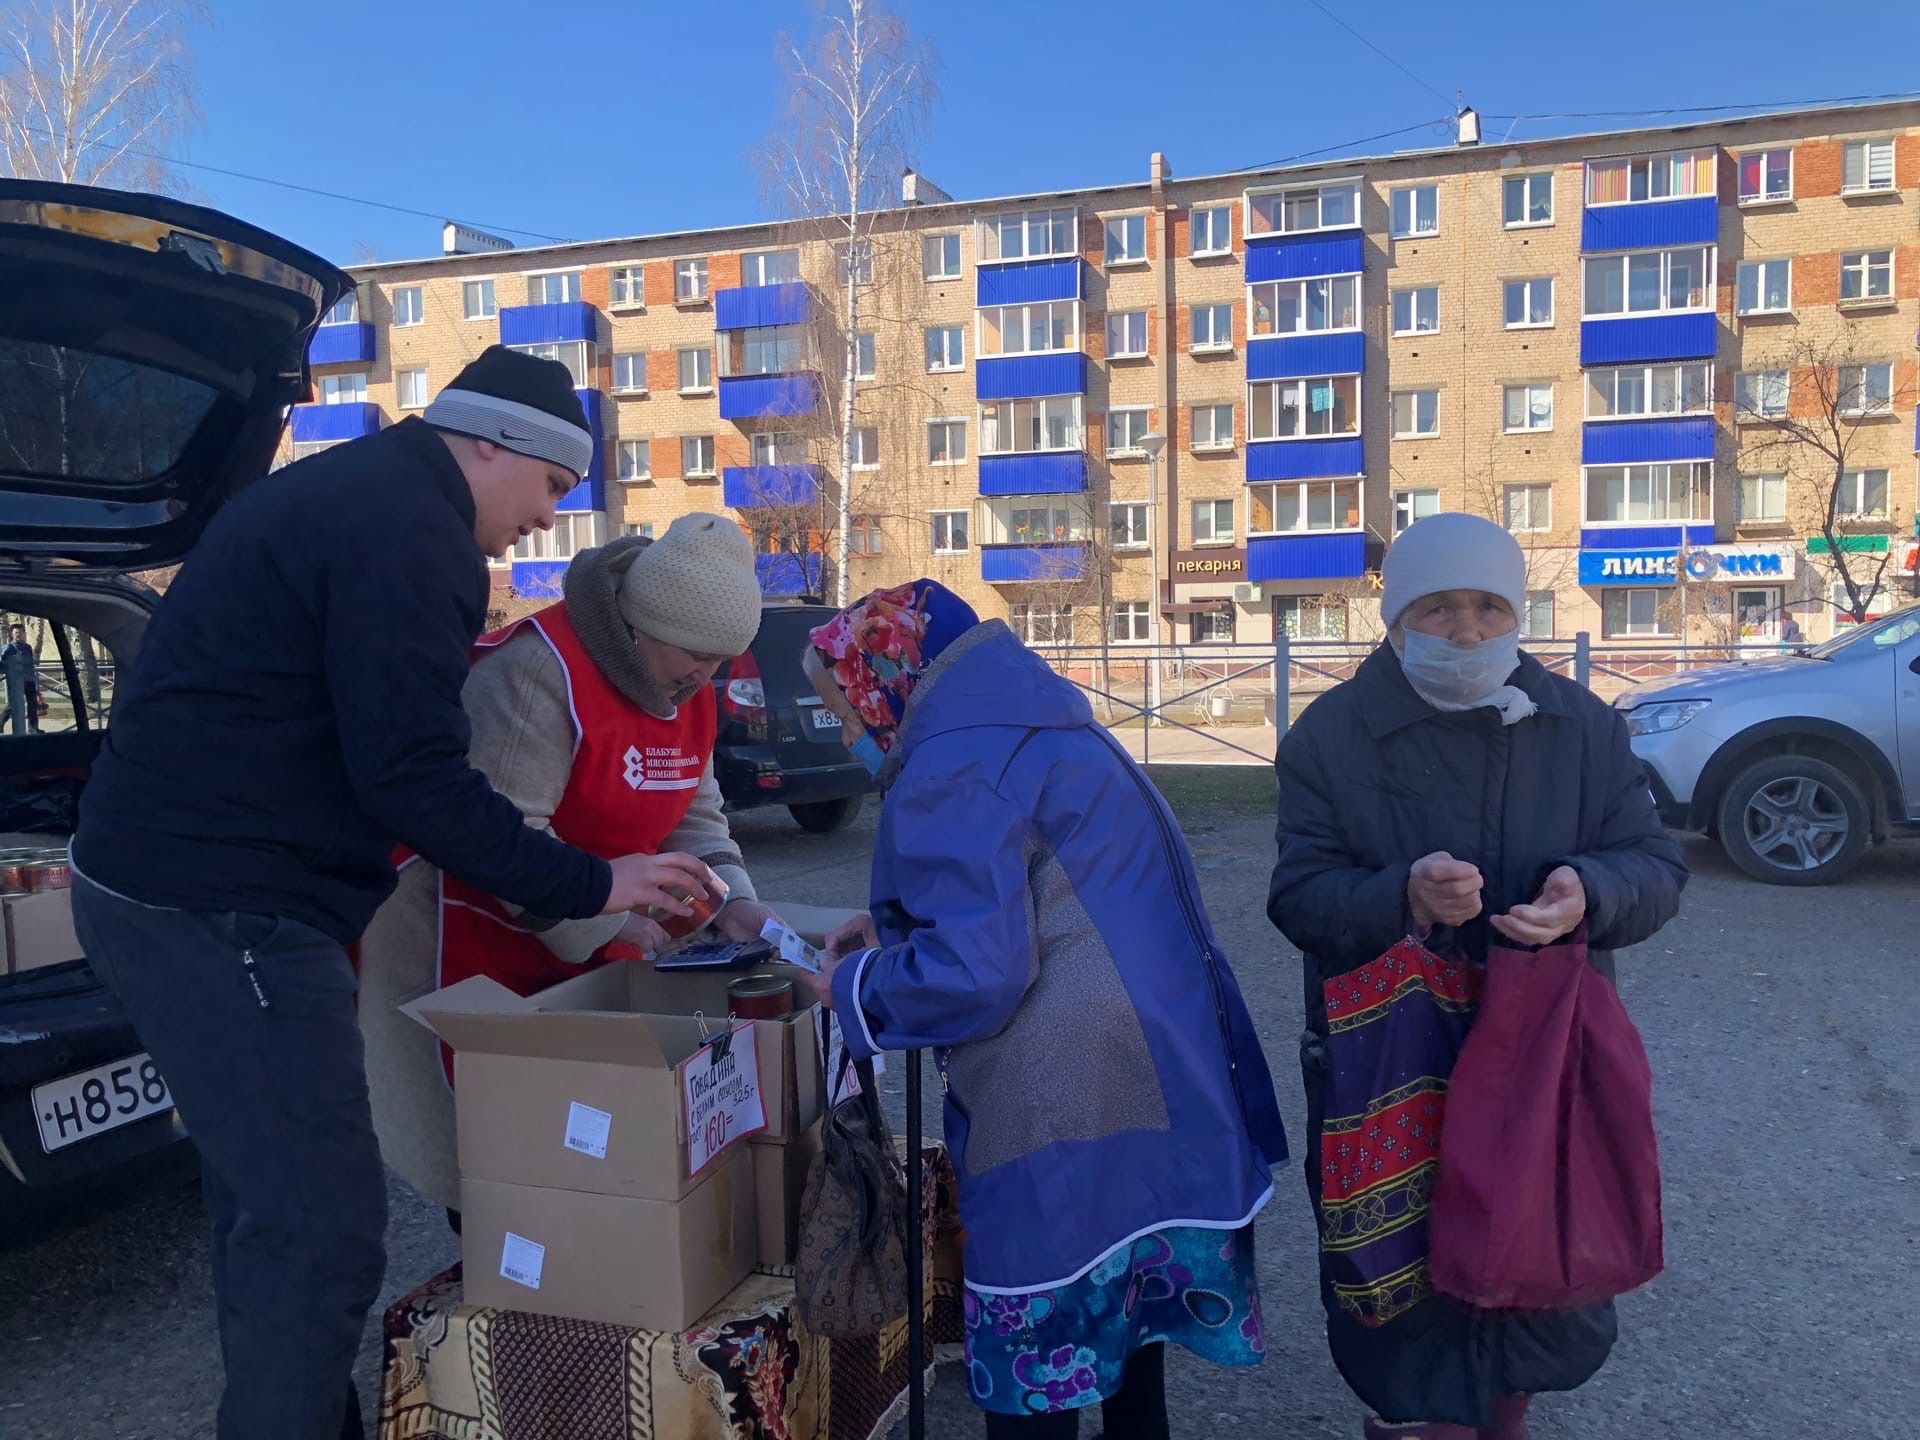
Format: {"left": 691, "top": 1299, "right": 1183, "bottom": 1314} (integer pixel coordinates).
{"left": 1580, "top": 545, "right": 1793, "bottom": 587}
{"left": 1169, "top": 547, "right": 1246, "bottom": 578}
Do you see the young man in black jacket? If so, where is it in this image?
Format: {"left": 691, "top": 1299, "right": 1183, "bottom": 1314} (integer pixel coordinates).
{"left": 70, "top": 348, "right": 716, "bottom": 1440}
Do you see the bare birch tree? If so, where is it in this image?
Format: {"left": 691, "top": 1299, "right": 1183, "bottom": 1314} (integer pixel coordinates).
{"left": 757, "top": 0, "right": 934, "bottom": 604}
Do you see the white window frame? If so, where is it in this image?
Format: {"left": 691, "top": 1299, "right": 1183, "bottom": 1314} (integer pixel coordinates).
{"left": 1736, "top": 258, "right": 1793, "bottom": 316}
{"left": 1839, "top": 250, "right": 1894, "bottom": 304}
{"left": 512, "top": 512, "right": 606, "bottom": 564}
{"left": 855, "top": 332, "right": 876, "bottom": 380}
{"left": 621, "top": 522, "right": 655, "bottom": 540}
{"left": 836, "top": 241, "right": 875, "bottom": 287}
{"left": 1248, "top": 374, "right": 1362, "bottom": 441}
{"left": 1190, "top": 608, "right": 1236, "bottom": 645}
{"left": 930, "top": 509, "right": 970, "bottom": 554}
{"left": 923, "top": 233, "right": 963, "bottom": 280}
{"left": 751, "top": 431, "right": 807, "bottom": 467}
{"left": 396, "top": 368, "right": 428, "bottom": 411}
{"left": 1392, "top": 488, "right": 1439, "bottom": 534}
{"left": 1275, "top": 595, "right": 1351, "bottom": 641}
{"left": 1738, "top": 472, "right": 1788, "bottom": 524}
{"left": 1250, "top": 274, "right": 1361, "bottom": 338}
{"left": 1106, "top": 310, "right": 1148, "bottom": 359}
{"left": 741, "top": 249, "right": 802, "bottom": 287}
{"left": 1110, "top": 502, "right": 1150, "bottom": 551}
{"left": 1391, "top": 390, "right": 1439, "bottom": 438}
{"left": 461, "top": 278, "right": 496, "bottom": 321}
{"left": 609, "top": 266, "right": 646, "bottom": 310}
{"left": 391, "top": 286, "right": 423, "bottom": 327}
{"left": 1502, "top": 172, "right": 1554, "bottom": 228}
{"left": 1502, "top": 276, "right": 1554, "bottom": 329}
{"left": 847, "top": 515, "right": 884, "bottom": 557}
{"left": 927, "top": 417, "right": 967, "bottom": 466}
{"left": 1106, "top": 406, "right": 1151, "bottom": 457}
{"left": 1190, "top": 402, "right": 1234, "bottom": 452}
{"left": 1249, "top": 479, "right": 1364, "bottom": 536}
{"left": 1191, "top": 302, "right": 1234, "bottom": 352}
{"left": 1104, "top": 213, "right": 1147, "bottom": 266}
{"left": 1190, "top": 204, "right": 1233, "bottom": 257}
{"left": 1244, "top": 179, "right": 1362, "bottom": 238}
{"left": 850, "top": 425, "right": 880, "bottom": 470}
{"left": 1391, "top": 286, "right": 1439, "bottom": 336}
{"left": 674, "top": 258, "right": 709, "bottom": 302}
{"left": 617, "top": 439, "right": 651, "bottom": 482}
{"left": 976, "top": 299, "right": 1080, "bottom": 358}
{"left": 508, "top": 340, "right": 595, "bottom": 388}
{"left": 1582, "top": 461, "right": 1714, "bottom": 527}
{"left": 676, "top": 347, "right": 713, "bottom": 394}
{"left": 1733, "top": 369, "right": 1789, "bottom": 421}
{"left": 1584, "top": 148, "right": 1717, "bottom": 206}
{"left": 1603, "top": 588, "right": 1672, "bottom": 640}
{"left": 1838, "top": 469, "right": 1891, "bottom": 520}
{"left": 979, "top": 396, "right": 1084, "bottom": 456}
{"left": 317, "top": 372, "right": 368, "bottom": 405}
{"left": 1586, "top": 361, "right": 1714, "bottom": 421}
{"left": 1001, "top": 501, "right": 1090, "bottom": 544}
{"left": 926, "top": 325, "right": 964, "bottom": 373}
{"left": 612, "top": 353, "right": 647, "bottom": 395}
{"left": 1837, "top": 363, "right": 1894, "bottom": 417}
{"left": 681, "top": 435, "right": 716, "bottom": 478}
{"left": 1520, "top": 591, "right": 1555, "bottom": 642}
{"left": 1504, "top": 483, "right": 1553, "bottom": 534}
{"left": 1737, "top": 147, "right": 1794, "bottom": 206}
{"left": 322, "top": 292, "right": 359, "bottom": 326}
{"left": 526, "top": 270, "right": 583, "bottom": 305}
{"left": 1011, "top": 602, "right": 1075, "bottom": 647}
{"left": 1190, "top": 497, "right": 1237, "bottom": 545}
{"left": 1390, "top": 184, "right": 1439, "bottom": 239}
{"left": 1111, "top": 600, "right": 1152, "bottom": 645}
{"left": 1502, "top": 383, "right": 1554, "bottom": 434}
{"left": 1581, "top": 246, "right": 1716, "bottom": 318}
{"left": 1842, "top": 139, "right": 1896, "bottom": 195}
{"left": 977, "top": 207, "right": 1079, "bottom": 265}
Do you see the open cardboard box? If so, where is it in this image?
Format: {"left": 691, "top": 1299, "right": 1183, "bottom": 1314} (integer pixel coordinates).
{"left": 3, "top": 889, "right": 81, "bottom": 976}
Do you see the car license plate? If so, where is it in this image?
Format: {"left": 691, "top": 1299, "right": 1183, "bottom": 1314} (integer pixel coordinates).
{"left": 807, "top": 707, "right": 842, "bottom": 733}
{"left": 34, "top": 1052, "right": 173, "bottom": 1153}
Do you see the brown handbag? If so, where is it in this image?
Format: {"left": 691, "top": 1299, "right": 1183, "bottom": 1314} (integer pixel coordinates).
{"left": 793, "top": 1046, "right": 910, "bottom": 1337}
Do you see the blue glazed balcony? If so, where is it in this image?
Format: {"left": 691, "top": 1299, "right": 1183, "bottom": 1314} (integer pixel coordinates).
{"left": 980, "top": 542, "right": 1089, "bottom": 584}
{"left": 510, "top": 559, "right": 570, "bottom": 600}
{"left": 498, "top": 301, "right": 597, "bottom": 346}
{"left": 1581, "top": 197, "right": 1718, "bottom": 253}
{"left": 555, "top": 388, "right": 607, "bottom": 514}
{"left": 975, "top": 352, "right": 1088, "bottom": 400}
{"left": 1247, "top": 533, "right": 1367, "bottom": 582}
{"left": 715, "top": 282, "right": 811, "bottom": 331}
{"left": 718, "top": 373, "right": 822, "bottom": 418}
{"left": 975, "top": 257, "right": 1082, "bottom": 307}
{"left": 757, "top": 551, "right": 823, "bottom": 597}
{"left": 1580, "top": 313, "right": 1718, "bottom": 366}
{"left": 1244, "top": 231, "right": 1365, "bottom": 284}
{"left": 723, "top": 463, "right": 822, "bottom": 509}
{"left": 290, "top": 401, "right": 382, "bottom": 444}
{"left": 978, "top": 452, "right": 1087, "bottom": 496}
{"left": 1246, "top": 331, "right": 1365, "bottom": 382}
{"left": 307, "top": 323, "right": 375, "bottom": 367}
{"left": 1581, "top": 417, "right": 1716, "bottom": 466}
{"left": 1579, "top": 524, "right": 1715, "bottom": 551}
{"left": 1245, "top": 436, "right": 1364, "bottom": 482}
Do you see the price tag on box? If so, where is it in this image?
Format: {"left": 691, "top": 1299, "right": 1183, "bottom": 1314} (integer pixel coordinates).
{"left": 681, "top": 1022, "right": 767, "bottom": 1179}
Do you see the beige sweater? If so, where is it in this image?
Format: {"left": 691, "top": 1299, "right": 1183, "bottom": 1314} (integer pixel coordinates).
{"left": 357, "top": 614, "right": 754, "bottom": 1209}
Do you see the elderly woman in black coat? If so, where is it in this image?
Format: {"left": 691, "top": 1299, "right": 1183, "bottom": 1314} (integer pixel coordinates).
{"left": 1268, "top": 512, "right": 1687, "bottom": 1440}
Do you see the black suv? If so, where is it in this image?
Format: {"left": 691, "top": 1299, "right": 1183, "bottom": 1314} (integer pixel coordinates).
{"left": 0, "top": 179, "right": 349, "bottom": 1224}
{"left": 711, "top": 602, "right": 873, "bottom": 833}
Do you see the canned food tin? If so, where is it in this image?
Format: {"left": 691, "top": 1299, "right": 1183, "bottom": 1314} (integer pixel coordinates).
{"left": 646, "top": 874, "right": 732, "bottom": 942}
{"left": 727, "top": 974, "right": 794, "bottom": 1020}
{"left": 23, "top": 860, "right": 71, "bottom": 892}
{"left": 0, "top": 862, "right": 31, "bottom": 891}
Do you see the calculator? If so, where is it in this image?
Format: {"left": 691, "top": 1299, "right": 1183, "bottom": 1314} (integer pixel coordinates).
{"left": 652, "top": 938, "right": 774, "bottom": 972}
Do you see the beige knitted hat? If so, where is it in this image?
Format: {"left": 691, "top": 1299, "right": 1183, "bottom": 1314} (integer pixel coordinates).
{"left": 617, "top": 513, "right": 764, "bottom": 657}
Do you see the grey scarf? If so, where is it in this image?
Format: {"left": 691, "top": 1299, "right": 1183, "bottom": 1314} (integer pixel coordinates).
{"left": 561, "top": 537, "right": 676, "bottom": 718}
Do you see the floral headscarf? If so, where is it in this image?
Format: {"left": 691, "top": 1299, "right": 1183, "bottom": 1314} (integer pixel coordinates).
{"left": 808, "top": 579, "right": 979, "bottom": 752}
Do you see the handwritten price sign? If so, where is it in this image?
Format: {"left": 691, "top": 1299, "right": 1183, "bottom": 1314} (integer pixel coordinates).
{"left": 681, "top": 1022, "right": 766, "bottom": 1178}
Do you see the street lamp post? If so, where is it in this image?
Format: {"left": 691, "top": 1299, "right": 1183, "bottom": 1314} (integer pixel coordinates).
{"left": 1140, "top": 430, "right": 1168, "bottom": 729}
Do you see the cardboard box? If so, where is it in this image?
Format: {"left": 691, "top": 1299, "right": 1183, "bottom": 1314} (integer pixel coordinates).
{"left": 407, "top": 970, "right": 748, "bottom": 1203}
{"left": 752, "top": 1118, "right": 824, "bottom": 1269}
{"left": 461, "top": 1145, "right": 755, "bottom": 1331}
{"left": 3, "top": 889, "right": 81, "bottom": 975}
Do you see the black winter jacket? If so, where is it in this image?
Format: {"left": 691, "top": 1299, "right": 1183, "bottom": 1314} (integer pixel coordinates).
{"left": 75, "top": 419, "right": 611, "bottom": 943}
{"left": 1268, "top": 643, "right": 1686, "bottom": 1427}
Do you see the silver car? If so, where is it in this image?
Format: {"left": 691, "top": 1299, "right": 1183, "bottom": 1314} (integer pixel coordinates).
{"left": 1616, "top": 606, "right": 1920, "bottom": 885}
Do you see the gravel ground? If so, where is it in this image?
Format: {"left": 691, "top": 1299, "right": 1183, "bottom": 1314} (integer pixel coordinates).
{"left": 2, "top": 777, "right": 1915, "bottom": 1439}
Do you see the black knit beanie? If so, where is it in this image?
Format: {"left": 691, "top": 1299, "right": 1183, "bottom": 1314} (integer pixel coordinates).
{"left": 423, "top": 345, "right": 594, "bottom": 478}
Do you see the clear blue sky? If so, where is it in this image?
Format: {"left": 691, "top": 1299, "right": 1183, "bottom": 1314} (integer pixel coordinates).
{"left": 188, "top": 0, "right": 1920, "bottom": 264}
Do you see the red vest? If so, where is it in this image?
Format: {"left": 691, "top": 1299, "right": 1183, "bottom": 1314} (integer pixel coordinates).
{"left": 414, "top": 603, "right": 714, "bottom": 1077}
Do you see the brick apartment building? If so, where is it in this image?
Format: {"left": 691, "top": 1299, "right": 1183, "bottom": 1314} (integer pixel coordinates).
{"left": 289, "top": 98, "right": 1920, "bottom": 649}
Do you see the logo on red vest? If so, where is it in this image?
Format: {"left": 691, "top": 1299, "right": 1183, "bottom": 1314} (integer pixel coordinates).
{"left": 623, "top": 744, "right": 702, "bottom": 792}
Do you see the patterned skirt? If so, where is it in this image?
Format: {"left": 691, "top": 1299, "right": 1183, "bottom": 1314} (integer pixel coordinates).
{"left": 962, "top": 1225, "right": 1264, "bottom": 1416}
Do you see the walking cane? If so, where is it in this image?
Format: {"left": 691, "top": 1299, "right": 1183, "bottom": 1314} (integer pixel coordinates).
{"left": 905, "top": 1046, "right": 926, "bottom": 1440}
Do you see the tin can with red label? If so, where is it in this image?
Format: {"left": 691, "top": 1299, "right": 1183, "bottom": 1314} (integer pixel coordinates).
{"left": 727, "top": 974, "right": 793, "bottom": 1019}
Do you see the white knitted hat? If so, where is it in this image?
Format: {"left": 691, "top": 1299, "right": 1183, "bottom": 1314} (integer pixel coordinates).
{"left": 617, "top": 513, "right": 763, "bottom": 657}
{"left": 1380, "top": 512, "right": 1528, "bottom": 630}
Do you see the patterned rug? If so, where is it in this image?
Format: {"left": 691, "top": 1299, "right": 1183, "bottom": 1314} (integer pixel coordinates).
{"left": 380, "top": 1146, "right": 964, "bottom": 1440}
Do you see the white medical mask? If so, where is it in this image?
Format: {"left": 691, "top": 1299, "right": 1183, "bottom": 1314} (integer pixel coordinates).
{"left": 1393, "top": 629, "right": 1534, "bottom": 722}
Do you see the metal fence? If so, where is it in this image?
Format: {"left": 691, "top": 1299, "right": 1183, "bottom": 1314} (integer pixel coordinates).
{"left": 1038, "top": 635, "right": 1780, "bottom": 765}
{"left": 2, "top": 661, "right": 116, "bottom": 736}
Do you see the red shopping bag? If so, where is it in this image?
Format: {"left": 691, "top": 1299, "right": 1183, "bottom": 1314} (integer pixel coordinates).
{"left": 1427, "top": 925, "right": 1663, "bottom": 1310}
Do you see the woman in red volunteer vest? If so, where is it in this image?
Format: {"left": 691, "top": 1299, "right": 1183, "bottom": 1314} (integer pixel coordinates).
{"left": 357, "top": 514, "right": 778, "bottom": 1213}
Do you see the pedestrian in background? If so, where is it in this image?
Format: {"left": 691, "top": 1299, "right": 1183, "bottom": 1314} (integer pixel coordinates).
{"left": 1268, "top": 512, "right": 1687, "bottom": 1439}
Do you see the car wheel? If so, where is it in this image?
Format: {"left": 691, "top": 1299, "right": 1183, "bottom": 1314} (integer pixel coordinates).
{"left": 788, "top": 796, "right": 862, "bottom": 834}
{"left": 1715, "top": 754, "right": 1869, "bottom": 886}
